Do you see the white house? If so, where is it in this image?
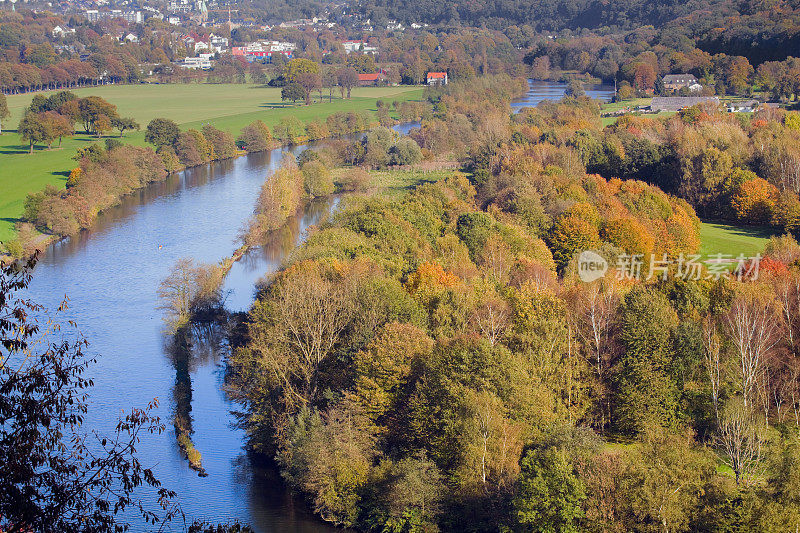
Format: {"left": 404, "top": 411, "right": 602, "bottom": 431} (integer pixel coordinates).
{"left": 125, "top": 33, "right": 139, "bottom": 43}
{"left": 182, "top": 55, "right": 212, "bottom": 69}
{"left": 52, "top": 25, "right": 76, "bottom": 37}
{"left": 342, "top": 40, "right": 377, "bottom": 54}
{"left": 209, "top": 33, "right": 228, "bottom": 52}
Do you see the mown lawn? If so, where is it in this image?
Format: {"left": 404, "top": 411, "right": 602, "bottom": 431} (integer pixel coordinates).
{"left": 699, "top": 221, "right": 777, "bottom": 257}
{"left": 0, "top": 83, "right": 424, "bottom": 242}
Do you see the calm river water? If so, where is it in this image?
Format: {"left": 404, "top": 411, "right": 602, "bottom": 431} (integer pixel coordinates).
{"left": 21, "top": 80, "right": 614, "bottom": 532}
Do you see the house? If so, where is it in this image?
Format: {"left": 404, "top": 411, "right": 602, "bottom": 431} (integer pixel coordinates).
{"left": 650, "top": 96, "right": 720, "bottom": 112}
{"left": 231, "top": 40, "right": 295, "bottom": 62}
{"left": 182, "top": 54, "right": 212, "bottom": 69}
{"left": 727, "top": 100, "right": 761, "bottom": 113}
{"left": 52, "top": 25, "right": 76, "bottom": 37}
{"left": 342, "top": 40, "right": 378, "bottom": 54}
{"left": 358, "top": 72, "right": 386, "bottom": 86}
{"left": 209, "top": 34, "right": 228, "bottom": 52}
{"left": 662, "top": 74, "right": 699, "bottom": 91}
{"left": 124, "top": 33, "right": 139, "bottom": 43}
{"left": 426, "top": 72, "right": 448, "bottom": 86}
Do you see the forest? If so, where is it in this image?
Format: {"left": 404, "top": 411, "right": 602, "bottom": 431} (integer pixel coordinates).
{"left": 219, "top": 76, "right": 800, "bottom": 532}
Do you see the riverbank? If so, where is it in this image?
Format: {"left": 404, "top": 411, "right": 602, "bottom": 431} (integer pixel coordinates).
{"left": 1, "top": 109, "right": 427, "bottom": 262}
{"left": 0, "top": 83, "right": 425, "bottom": 243}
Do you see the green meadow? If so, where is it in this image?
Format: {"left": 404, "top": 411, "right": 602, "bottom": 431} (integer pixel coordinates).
{"left": 0, "top": 83, "right": 423, "bottom": 242}
{"left": 699, "top": 221, "right": 776, "bottom": 257}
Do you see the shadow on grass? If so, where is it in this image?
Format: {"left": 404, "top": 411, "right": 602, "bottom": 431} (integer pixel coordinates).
{"left": 0, "top": 146, "right": 32, "bottom": 155}
{"left": 702, "top": 220, "right": 778, "bottom": 240}
{"left": 258, "top": 102, "right": 297, "bottom": 109}
{"left": 0, "top": 217, "right": 20, "bottom": 225}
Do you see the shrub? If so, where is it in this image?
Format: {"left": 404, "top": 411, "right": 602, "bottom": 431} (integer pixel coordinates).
{"left": 389, "top": 137, "right": 423, "bottom": 166}
{"left": 302, "top": 160, "right": 334, "bottom": 197}
{"left": 339, "top": 167, "right": 371, "bottom": 192}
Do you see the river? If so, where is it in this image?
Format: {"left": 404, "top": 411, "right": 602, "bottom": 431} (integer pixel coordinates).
{"left": 20, "top": 80, "right": 614, "bottom": 532}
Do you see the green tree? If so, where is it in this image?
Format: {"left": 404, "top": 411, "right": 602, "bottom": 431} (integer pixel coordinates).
{"left": 301, "top": 160, "right": 334, "bottom": 197}
{"left": 282, "top": 82, "right": 306, "bottom": 105}
{"left": 620, "top": 430, "right": 714, "bottom": 532}
{"left": 112, "top": 116, "right": 140, "bottom": 137}
{"left": 145, "top": 118, "right": 181, "bottom": 148}
{"left": 615, "top": 287, "right": 680, "bottom": 435}
{"left": 18, "top": 112, "right": 50, "bottom": 153}
{"left": 284, "top": 58, "right": 321, "bottom": 83}
{"left": 389, "top": 137, "right": 423, "bottom": 166}
{"left": 513, "top": 446, "right": 586, "bottom": 532}
{"left": 565, "top": 79, "right": 586, "bottom": 98}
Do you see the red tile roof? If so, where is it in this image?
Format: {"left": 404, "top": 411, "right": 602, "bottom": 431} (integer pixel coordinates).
{"left": 358, "top": 73, "right": 379, "bottom": 81}
{"left": 427, "top": 72, "right": 447, "bottom": 79}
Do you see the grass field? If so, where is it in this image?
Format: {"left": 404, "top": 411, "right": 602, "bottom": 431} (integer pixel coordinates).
{"left": 0, "top": 83, "right": 424, "bottom": 242}
{"left": 699, "top": 221, "right": 776, "bottom": 257}
{"left": 600, "top": 98, "right": 679, "bottom": 126}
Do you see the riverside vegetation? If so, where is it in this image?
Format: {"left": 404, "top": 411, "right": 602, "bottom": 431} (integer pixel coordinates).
{"left": 1, "top": 83, "right": 427, "bottom": 259}
{"left": 218, "top": 75, "right": 800, "bottom": 532}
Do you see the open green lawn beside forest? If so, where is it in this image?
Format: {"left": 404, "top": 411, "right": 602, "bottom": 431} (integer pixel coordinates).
{"left": 0, "top": 83, "right": 424, "bottom": 242}
{"left": 699, "top": 221, "right": 776, "bottom": 257}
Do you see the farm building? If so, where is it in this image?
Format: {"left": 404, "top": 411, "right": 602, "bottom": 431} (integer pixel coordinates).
{"left": 650, "top": 96, "right": 720, "bottom": 112}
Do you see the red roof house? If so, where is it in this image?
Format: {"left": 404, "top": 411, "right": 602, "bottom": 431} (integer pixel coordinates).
{"left": 426, "top": 72, "right": 448, "bottom": 85}
{"left": 358, "top": 72, "right": 381, "bottom": 86}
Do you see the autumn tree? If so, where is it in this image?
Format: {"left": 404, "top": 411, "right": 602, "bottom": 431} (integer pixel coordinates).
{"left": 295, "top": 72, "right": 322, "bottom": 105}
{"left": 0, "top": 92, "right": 9, "bottom": 135}
{"left": 337, "top": 67, "right": 360, "bottom": 99}
{"left": 250, "top": 260, "right": 356, "bottom": 408}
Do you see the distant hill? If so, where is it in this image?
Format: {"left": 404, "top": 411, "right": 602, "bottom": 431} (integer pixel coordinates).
{"left": 357, "top": 0, "right": 800, "bottom": 63}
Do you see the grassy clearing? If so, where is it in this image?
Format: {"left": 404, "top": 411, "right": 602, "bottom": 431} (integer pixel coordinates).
{"left": 329, "top": 167, "right": 454, "bottom": 198}
{"left": 367, "top": 168, "right": 454, "bottom": 196}
{"left": 0, "top": 83, "right": 423, "bottom": 242}
{"left": 601, "top": 97, "right": 652, "bottom": 113}
{"left": 699, "top": 221, "right": 777, "bottom": 257}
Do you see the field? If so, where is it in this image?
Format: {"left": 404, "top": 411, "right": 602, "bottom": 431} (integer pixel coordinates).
{"left": 0, "top": 83, "right": 424, "bottom": 242}
{"left": 699, "top": 221, "right": 776, "bottom": 257}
